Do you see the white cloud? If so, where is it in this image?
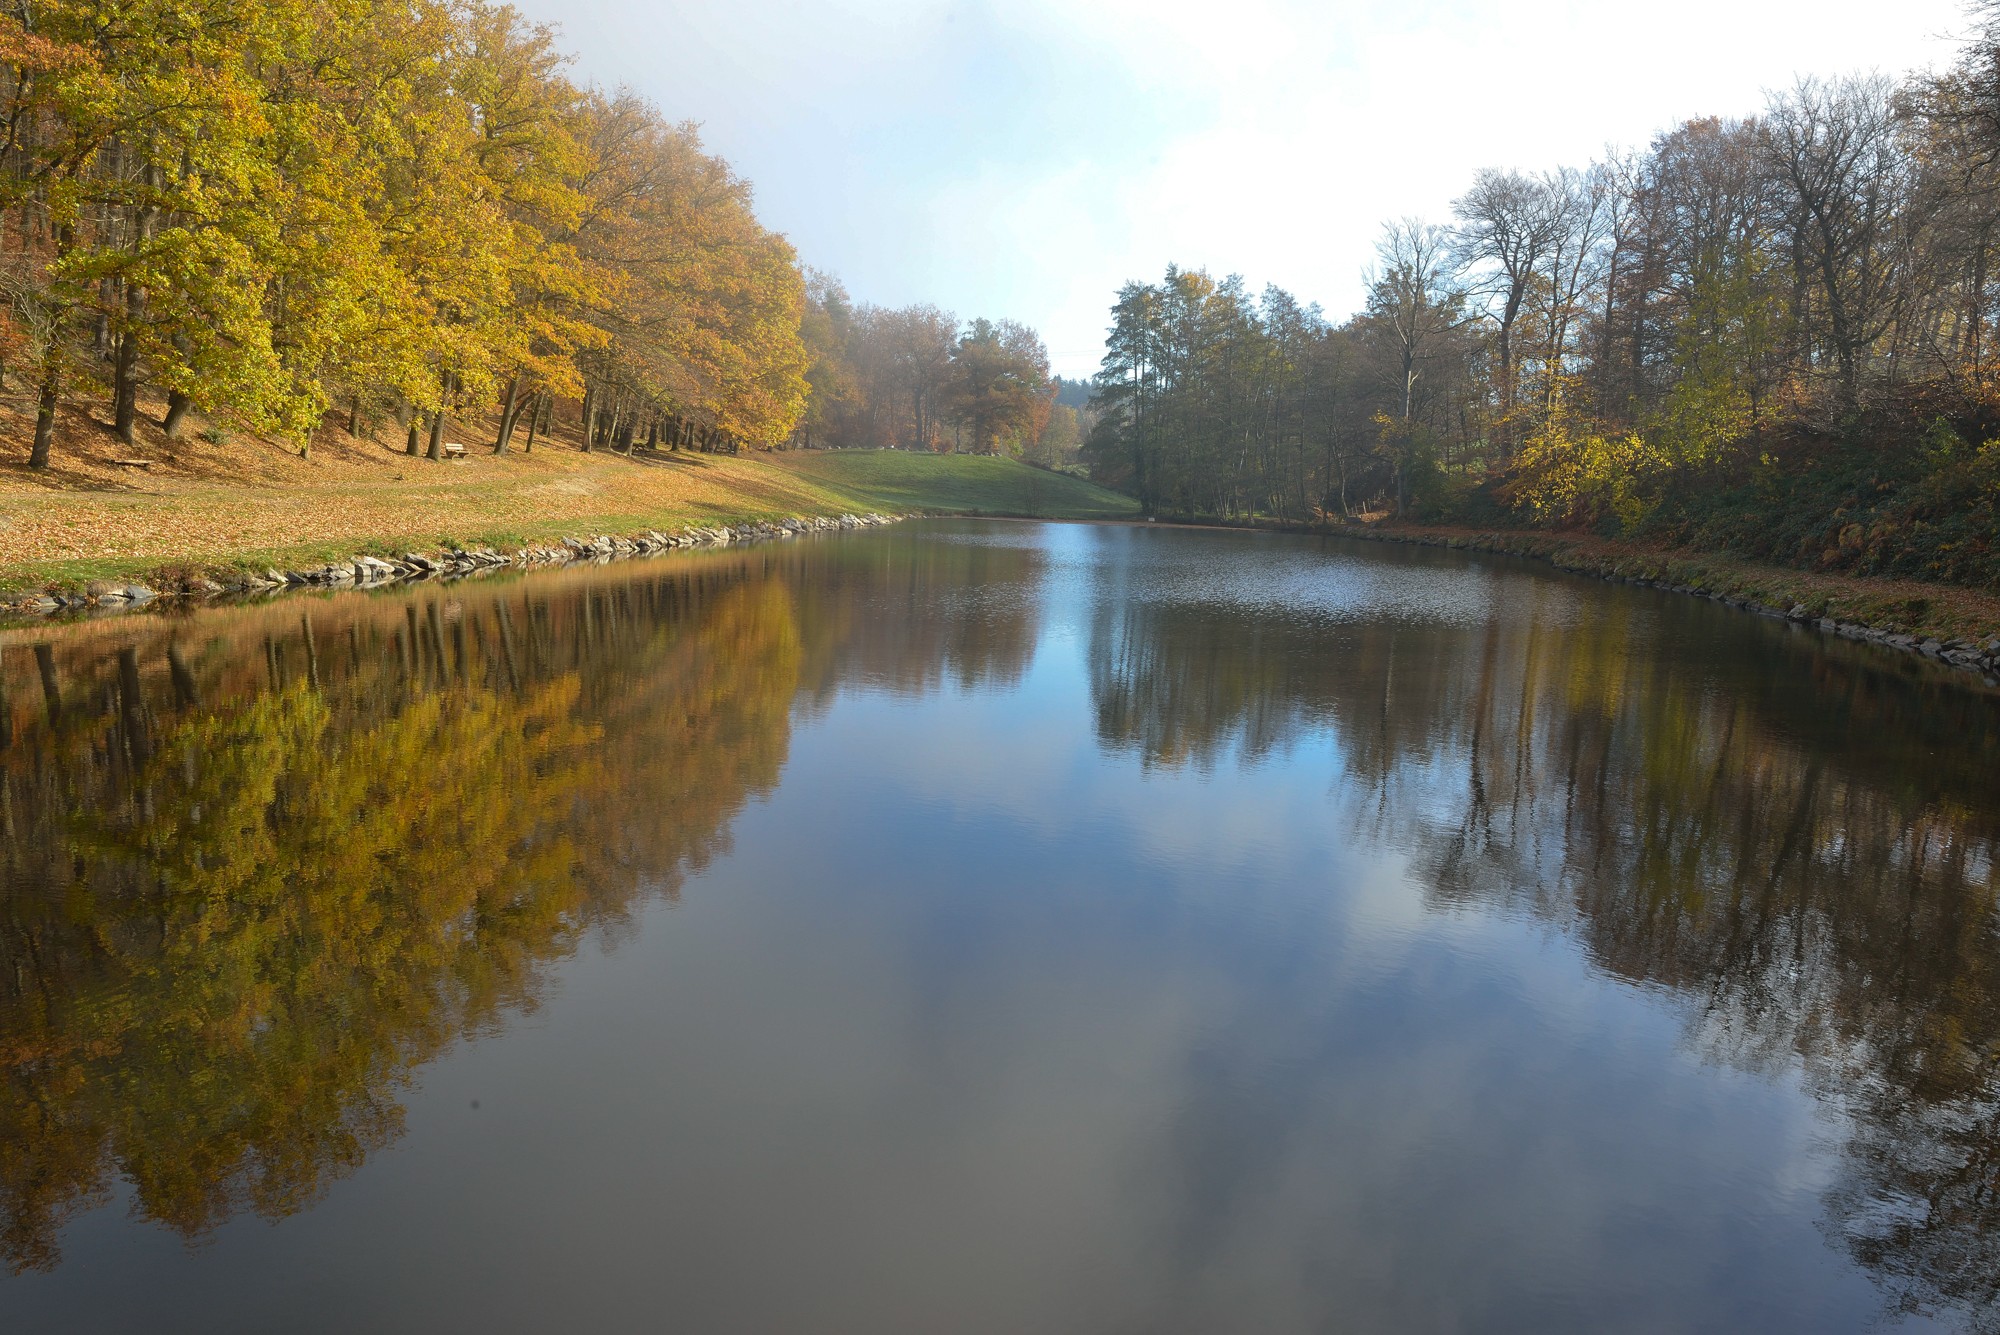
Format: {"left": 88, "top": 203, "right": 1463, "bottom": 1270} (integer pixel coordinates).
{"left": 515, "top": 0, "right": 1970, "bottom": 376}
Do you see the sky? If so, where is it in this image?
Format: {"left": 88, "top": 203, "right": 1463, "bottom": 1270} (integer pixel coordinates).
{"left": 510, "top": 0, "right": 1974, "bottom": 378}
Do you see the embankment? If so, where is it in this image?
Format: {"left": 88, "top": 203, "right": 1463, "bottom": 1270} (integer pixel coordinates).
{"left": 0, "top": 429, "right": 1133, "bottom": 608}
{"left": 1344, "top": 521, "right": 2000, "bottom": 683}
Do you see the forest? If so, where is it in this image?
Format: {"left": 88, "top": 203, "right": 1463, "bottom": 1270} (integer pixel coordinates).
{"left": 9, "top": 0, "right": 2000, "bottom": 599}
{"left": 792, "top": 279, "right": 1075, "bottom": 463}
{"left": 0, "top": 0, "right": 1070, "bottom": 469}
{"left": 1085, "top": 1, "right": 2000, "bottom": 591}
{"left": 0, "top": 0, "right": 831, "bottom": 462}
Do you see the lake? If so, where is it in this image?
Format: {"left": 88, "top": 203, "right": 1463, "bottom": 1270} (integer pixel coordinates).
{"left": 3, "top": 519, "right": 1999, "bottom": 1333}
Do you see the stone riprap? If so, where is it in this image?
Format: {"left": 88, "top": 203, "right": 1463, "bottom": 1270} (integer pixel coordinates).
{"left": 4, "top": 513, "right": 900, "bottom": 619}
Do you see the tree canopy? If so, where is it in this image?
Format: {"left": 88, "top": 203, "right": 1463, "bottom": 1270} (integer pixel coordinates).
{"left": 1080, "top": 12, "right": 2000, "bottom": 590}
{"left": 0, "top": 0, "right": 813, "bottom": 465}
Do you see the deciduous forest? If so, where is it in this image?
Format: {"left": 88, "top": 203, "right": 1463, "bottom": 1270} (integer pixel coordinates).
{"left": 0, "top": 0, "right": 823, "bottom": 463}
{"left": 7, "top": 0, "right": 2000, "bottom": 598}
{"left": 1085, "top": 2, "right": 2000, "bottom": 591}
{"left": 793, "top": 276, "right": 1070, "bottom": 460}
{"left": 0, "top": 0, "right": 1067, "bottom": 469}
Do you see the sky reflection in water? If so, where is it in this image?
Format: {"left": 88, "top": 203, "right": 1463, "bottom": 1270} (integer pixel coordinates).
{"left": 2, "top": 519, "right": 1997, "bottom": 1332}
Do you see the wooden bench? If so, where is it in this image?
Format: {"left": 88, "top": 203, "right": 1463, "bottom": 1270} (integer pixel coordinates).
{"left": 441, "top": 442, "right": 466, "bottom": 460}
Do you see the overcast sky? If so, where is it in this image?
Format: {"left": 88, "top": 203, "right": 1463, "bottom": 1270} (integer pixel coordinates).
{"left": 511, "top": 0, "right": 1972, "bottom": 377}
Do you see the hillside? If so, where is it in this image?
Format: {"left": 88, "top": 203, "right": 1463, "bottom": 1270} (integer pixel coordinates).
{"left": 0, "top": 396, "right": 1135, "bottom": 592}
{"left": 770, "top": 450, "right": 1138, "bottom": 521}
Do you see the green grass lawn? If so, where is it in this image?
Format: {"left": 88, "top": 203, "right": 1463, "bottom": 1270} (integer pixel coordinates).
{"left": 771, "top": 450, "right": 1139, "bottom": 521}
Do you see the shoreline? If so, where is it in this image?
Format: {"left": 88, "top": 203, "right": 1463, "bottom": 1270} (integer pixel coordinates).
{"left": 0, "top": 442, "right": 1134, "bottom": 604}
{"left": 1329, "top": 521, "right": 2000, "bottom": 685}
{"left": 11, "top": 495, "right": 2000, "bottom": 689}
{"left": 1021, "top": 510, "right": 2000, "bottom": 685}
{"left": 1, "top": 513, "right": 901, "bottom": 624}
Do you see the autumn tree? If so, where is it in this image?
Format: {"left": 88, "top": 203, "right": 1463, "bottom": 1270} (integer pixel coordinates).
{"left": 943, "top": 317, "right": 1049, "bottom": 453}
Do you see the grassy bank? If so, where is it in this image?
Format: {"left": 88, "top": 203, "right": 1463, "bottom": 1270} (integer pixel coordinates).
{"left": 772, "top": 450, "right": 1138, "bottom": 521}
{"left": 0, "top": 407, "right": 1135, "bottom": 594}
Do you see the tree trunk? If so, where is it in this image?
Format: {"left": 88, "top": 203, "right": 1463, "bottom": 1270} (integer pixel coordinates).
{"left": 406, "top": 415, "right": 421, "bottom": 456}
{"left": 30, "top": 358, "right": 60, "bottom": 469}
{"left": 92, "top": 286, "right": 110, "bottom": 357}
{"left": 524, "top": 392, "right": 543, "bottom": 453}
{"left": 428, "top": 372, "right": 458, "bottom": 460}
{"left": 113, "top": 330, "right": 139, "bottom": 446}
{"left": 347, "top": 398, "right": 361, "bottom": 436}
{"left": 494, "top": 374, "right": 522, "bottom": 454}
{"left": 162, "top": 391, "right": 192, "bottom": 440}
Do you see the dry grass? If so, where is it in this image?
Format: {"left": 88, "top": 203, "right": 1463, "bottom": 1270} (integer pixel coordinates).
{"left": 0, "top": 389, "right": 1122, "bottom": 590}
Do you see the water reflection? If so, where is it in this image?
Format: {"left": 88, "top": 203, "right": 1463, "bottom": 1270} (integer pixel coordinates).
{"left": 0, "top": 533, "right": 1042, "bottom": 1276}
{"left": 2, "top": 521, "right": 1999, "bottom": 1329}
{"left": 1085, "top": 526, "right": 2000, "bottom": 1326}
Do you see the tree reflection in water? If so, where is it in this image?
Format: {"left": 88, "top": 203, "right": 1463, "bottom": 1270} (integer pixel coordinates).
{"left": 1087, "top": 532, "right": 2000, "bottom": 1328}
{"left": 0, "top": 534, "right": 1042, "bottom": 1275}
{"left": 3, "top": 523, "right": 1999, "bottom": 1328}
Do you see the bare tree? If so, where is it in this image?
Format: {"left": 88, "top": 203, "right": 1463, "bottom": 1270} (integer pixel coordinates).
{"left": 1367, "top": 218, "right": 1468, "bottom": 423}
{"left": 1762, "top": 75, "right": 1916, "bottom": 403}
{"left": 1366, "top": 220, "right": 1472, "bottom": 512}
{"left": 1453, "top": 169, "right": 1566, "bottom": 453}
{"left": 1533, "top": 164, "right": 1618, "bottom": 397}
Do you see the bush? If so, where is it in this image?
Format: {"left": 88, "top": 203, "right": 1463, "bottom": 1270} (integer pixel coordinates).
{"left": 1646, "top": 407, "right": 2000, "bottom": 591}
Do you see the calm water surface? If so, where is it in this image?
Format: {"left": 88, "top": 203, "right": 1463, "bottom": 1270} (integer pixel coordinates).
{"left": 3, "top": 520, "right": 2000, "bottom": 1332}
